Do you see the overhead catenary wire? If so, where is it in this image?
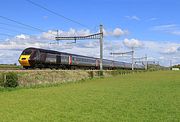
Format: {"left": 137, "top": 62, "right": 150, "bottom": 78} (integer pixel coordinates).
{"left": 0, "top": 22, "right": 58, "bottom": 37}
{"left": 0, "top": 26, "right": 29, "bottom": 35}
{"left": 0, "top": 25, "right": 57, "bottom": 41}
{"left": 0, "top": 22, "right": 43, "bottom": 32}
{"left": 0, "top": 15, "right": 45, "bottom": 32}
{"left": 25, "top": 0, "right": 90, "bottom": 29}
{"left": 0, "top": 33, "right": 14, "bottom": 37}
{"left": 0, "top": 15, "right": 56, "bottom": 37}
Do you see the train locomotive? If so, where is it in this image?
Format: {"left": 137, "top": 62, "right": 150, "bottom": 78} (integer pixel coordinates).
{"left": 19, "top": 47, "right": 144, "bottom": 70}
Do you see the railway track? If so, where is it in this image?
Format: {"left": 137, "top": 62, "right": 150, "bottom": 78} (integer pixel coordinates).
{"left": 0, "top": 69, "right": 103, "bottom": 72}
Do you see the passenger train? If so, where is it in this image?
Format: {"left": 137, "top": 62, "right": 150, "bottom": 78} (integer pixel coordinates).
{"left": 18, "top": 47, "right": 144, "bottom": 70}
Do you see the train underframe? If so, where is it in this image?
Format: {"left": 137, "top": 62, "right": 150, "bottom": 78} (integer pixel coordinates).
{"left": 23, "top": 62, "right": 124, "bottom": 70}
{"left": 23, "top": 63, "right": 99, "bottom": 70}
{"left": 23, "top": 65, "right": 131, "bottom": 70}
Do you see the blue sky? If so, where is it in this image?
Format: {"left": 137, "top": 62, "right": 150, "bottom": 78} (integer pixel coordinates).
{"left": 0, "top": 0, "right": 180, "bottom": 66}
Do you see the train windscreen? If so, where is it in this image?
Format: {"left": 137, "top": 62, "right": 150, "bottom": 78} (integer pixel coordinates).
{"left": 22, "top": 49, "right": 32, "bottom": 55}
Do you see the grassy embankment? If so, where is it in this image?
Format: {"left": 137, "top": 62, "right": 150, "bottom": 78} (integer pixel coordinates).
{"left": 0, "top": 64, "right": 22, "bottom": 70}
{"left": 0, "top": 71, "right": 179, "bottom": 121}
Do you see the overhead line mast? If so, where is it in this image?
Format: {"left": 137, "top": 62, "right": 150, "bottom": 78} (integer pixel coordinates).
{"left": 134, "top": 55, "right": 148, "bottom": 70}
{"left": 110, "top": 50, "right": 134, "bottom": 70}
{"left": 55, "top": 25, "right": 104, "bottom": 71}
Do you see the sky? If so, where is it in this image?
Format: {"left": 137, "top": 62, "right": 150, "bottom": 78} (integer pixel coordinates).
{"left": 0, "top": 0, "right": 180, "bottom": 66}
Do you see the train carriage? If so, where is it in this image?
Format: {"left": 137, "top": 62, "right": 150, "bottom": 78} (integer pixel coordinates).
{"left": 19, "top": 47, "right": 144, "bottom": 70}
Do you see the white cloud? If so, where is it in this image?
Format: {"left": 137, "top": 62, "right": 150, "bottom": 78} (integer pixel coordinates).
{"left": 149, "top": 18, "right": 158, "bottom": 21}
{"left": 159, "top": 56, "right": 165, "bottom": 60}
{"left": 104, "top": 40, "right": 122, "bottom": 51}
{"left": 151, "top": 24, "right": 180, "bottom": 36}
{"left": 171, "top": 31, "right": 180, "bottom": 35}
{"left": 76, "top": 41, "right": 99, "bottom": 49}
{"left": 123, "top": 38, "right": 143, "bottom": 48}
{"left": 0, "top": 50, "right": 20, "bottom": 64}
{"left": 111, "top": 28, "right": 128, "bottom": 37}
{"left": 0, "top": 29, "right": 180, "bottom": 66}
{"left": 41, "top": 27, "right": 129, "bottom": 39}
{"left": 103, "top": 28, "right": 128, "bottom": 37}
{"left": 0, "top": 34, "right": 50, "bottom": 51}
{"left": 41, "top": 28, "right": 91, "bottom": 40}
{"left": 140, "top": 41, "right": 180, "bottom": 66}
{"left": 0, "top": 27, "right": 127, "bottom": 52}
{"left": 16, "top": 34, "right": 30, "bottom": 39}
{"left": 143, "top": 41, "right": 180, "bottom": 54}
{"left": 40, "top": 27, "right": 128, "bottom": 40}
{"left": 163, "top": 46, "right": 178, "bottom": 54}
{"left": 121, "top": 39, "right": 180, "bottom": 66}
{"left": 152, "top": 24, "right": 177, "bottom": 30}
{"left": 125, "top": 16, "right": 140, "bottom": 21}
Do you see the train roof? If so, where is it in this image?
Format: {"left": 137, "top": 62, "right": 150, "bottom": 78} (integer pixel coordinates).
{"left": 25, "top": 47, "right": 99, "bottom": 59}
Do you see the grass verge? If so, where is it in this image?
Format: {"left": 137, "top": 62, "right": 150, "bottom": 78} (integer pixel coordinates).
{"left": 0, "top": 71, "right": 179, "bottom": 122}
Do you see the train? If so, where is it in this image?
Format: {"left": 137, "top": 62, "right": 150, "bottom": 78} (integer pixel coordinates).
{"left": 18, "top": 47, "right": 144, "bottom": 70}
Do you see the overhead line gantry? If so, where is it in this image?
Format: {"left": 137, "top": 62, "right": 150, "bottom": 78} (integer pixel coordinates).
{"left": 55, "top": 25, "right": 104, "bottom": 71}
{"left": 110, "top": 50, "right": 134, "bottom": 70}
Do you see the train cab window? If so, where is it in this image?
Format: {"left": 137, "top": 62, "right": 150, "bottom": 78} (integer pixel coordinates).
{"left": 22, "top": 49, "right": 32, "bottom": 55}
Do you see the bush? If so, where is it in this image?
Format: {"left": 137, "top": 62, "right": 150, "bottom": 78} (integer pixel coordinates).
{"left": 0, "top": 74, "right": 3, "bottom": 86}
{"left": 0, "top": 72, "right": 18, "bottom": 88}
{"left": 98, "top": 71, "right": 104, "bottom": 77}
{"left": 111, "top": 70, "right": 118, "bottom": 76}
{"left": 88, "top": 71, "right": 94, "bottom": 79}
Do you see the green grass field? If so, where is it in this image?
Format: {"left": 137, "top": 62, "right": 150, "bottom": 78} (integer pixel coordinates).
{"left": 0, "top": 71, "right": 179, "bottom": 122}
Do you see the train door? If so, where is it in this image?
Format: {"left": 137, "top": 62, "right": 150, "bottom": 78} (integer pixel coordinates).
{"left": 96, "top": 59, "right": 100, "bottom": 67}
{"left": 40, "top": 52, "right": 46, "bottom": 62}
{"left": 112, "top": 61, "right": 114, "bottom": 68}
{"left": 56, "top": 55, "right": 61, "bottom": 64}
{"left": 69, "top": 55, "right": 72, "bottom": 65}
{"left": 71, "top": 56, "right": 77, "bottom": 65}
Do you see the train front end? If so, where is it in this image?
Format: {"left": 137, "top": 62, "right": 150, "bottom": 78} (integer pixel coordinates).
{"left": 18, "top": 48, "right": 37, "bottom": 69}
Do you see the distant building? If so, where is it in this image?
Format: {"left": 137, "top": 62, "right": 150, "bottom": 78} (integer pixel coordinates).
{"left": 172, "top": 68, "right": 180, "bottom": 71}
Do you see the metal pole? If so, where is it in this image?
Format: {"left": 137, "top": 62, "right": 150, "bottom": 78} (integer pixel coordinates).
{"left": 145, "top": 54, "right": 148, "bottom": 70}
{"left": 170, "top": 60, "right": 172, "bottom": 70}
{"left": 57, "top": 30, "right": 59, "bottom": 37}
{"left": 132, "top": 47, "right": 134, "bottom": 70}
{"left": 4, "top": 74, "right": 6, "bottom": 83}
{"left": 57, "top": 30, "right": 59, "bottom": 45}
{"left": 100, "top": 25, "right": 103, "bottom": 71}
